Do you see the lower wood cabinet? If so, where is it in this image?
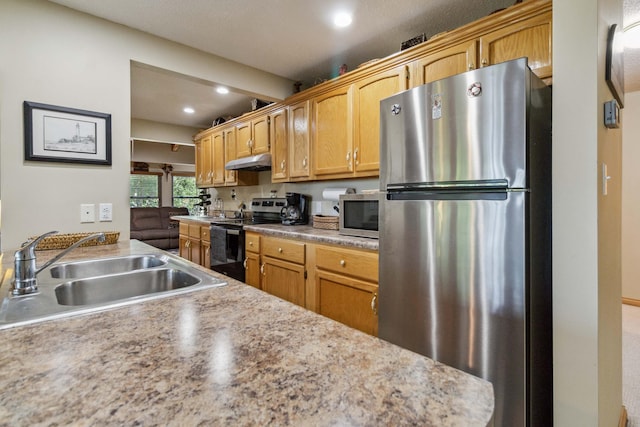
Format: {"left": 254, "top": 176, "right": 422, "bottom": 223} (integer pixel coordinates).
{"left": 314, "top": 245, "right": 379, "bottom": 336}
{"left": 178, "top": 221, "right": 210, "bottom": 268}
{"left": 260, "top": 236, "right": 306, "bottom": 307}
{"left": 244, "top": 232, "right": 261, "bottom": 289}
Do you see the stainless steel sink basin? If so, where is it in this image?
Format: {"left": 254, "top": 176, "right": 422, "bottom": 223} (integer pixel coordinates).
{"left": 50, "top": 255, "right": 167, "bottom": 279}
{"left": 55, "top": 268, "right": 199, "bottom": 306}
{"left": 0, "top": 252, "right": 227, "bottom": 329}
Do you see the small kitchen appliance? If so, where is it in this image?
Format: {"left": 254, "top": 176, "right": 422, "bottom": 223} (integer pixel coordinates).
{"left": 280, "top": 192, "right": 310, "bottom": 225}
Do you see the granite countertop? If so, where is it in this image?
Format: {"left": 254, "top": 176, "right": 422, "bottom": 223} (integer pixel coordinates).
{"left": 173, "top": 215, "right": 379, "bottom": 251}
{"left": 0, "top": 240, "right": 492, "bottom": 425}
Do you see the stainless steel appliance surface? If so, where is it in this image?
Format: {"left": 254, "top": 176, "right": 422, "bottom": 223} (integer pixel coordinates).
{"left": 209, "top": 198, "right": 286, "bottom": 281}
{"left": 338, "top": 193, "right": 379, "bottom": 239}
{"left": 378, "top": 58, "right": 552, "bottom": 427}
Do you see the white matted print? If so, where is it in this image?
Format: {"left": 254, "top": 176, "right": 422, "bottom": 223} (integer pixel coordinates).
{"left": 24, "top": 101, "right": 111, "bottom": 165}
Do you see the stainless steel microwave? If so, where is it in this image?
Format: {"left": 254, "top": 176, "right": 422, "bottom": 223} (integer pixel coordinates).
{"left": 339, "top": 193, "right": 379, "bottom": 239}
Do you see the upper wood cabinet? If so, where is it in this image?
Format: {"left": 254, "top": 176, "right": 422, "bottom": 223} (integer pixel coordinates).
{"left": 287, "top": 100, "right": 311, "bottom": 181}
{"left": 200, "top": 133, "right": 213, "bottom": 187}
{"left": 312, "top": 85, "right": 353, "bottom": 178}
{"left": 236, "top": 114, "right": 270, "bottom": 158}
{"left": 411, "top": 40, "right": 478, "bottom": 86}
{"left": 352, "top": 65, "right": 409, "bottom": 175}
{"left": 270, "top": 107, "right": 289, "bottom": 182}
{"left": 194, "top": 139, "right": 204, "bottom": 186}
{"left": 478, "top": 12, "right": 552, "bottom": 82}
{"left": 211, "top": 131, "right": 225, "bottom": 186}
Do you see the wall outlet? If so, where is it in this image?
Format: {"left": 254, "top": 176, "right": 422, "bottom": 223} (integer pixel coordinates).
{"left": 99, "top": 203, "right": 113, "bottom": 221}
{"left": 80, "top": 204, "right": 95, "bottom": 223}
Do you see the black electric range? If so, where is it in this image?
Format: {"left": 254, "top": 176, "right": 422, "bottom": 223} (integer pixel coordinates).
{"left": 209, "top": 198, "right": 286, "bottom": 282}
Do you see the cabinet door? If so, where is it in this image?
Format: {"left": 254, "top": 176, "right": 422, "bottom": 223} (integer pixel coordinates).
{"left": 479, "top": 12, "right": 552, "bottom": 81}
{"left": 244, "top": 252, "right": 261, "bottom": 289}
{"left": 236, "top": 121, "right": 252, "bottom": 158}
{"left": 251, "top": 115, "right": 270, "bottom": 154}
{"left": 353, "top": 66, "right": 409, "bottom": 175}
{"left": 179, "top": 236, "right": 190, "bottom": 260}
{"left": 201, "top": 241, "right": 211, "bottom": 269}
{"left": 270, "top": 108, "right": 289, "bottom": 182}
{"left": 412, "top": 40, "right": 477, "bottom": 86}
{"left": 288, "top": 100, "right": 311, "bottom": 180}
{"left": 223, "top": 127, "right": 238, "bottom": 185}
{"left": 212, "top": 131, "right": 225, "bottom": 186}
{"left": 317, "top": 270, "right": 378, "bottom": 336}
{"left": 189, "top": 237, "right": 201, "bottom": 266}
{"left": 201, "top": 134, "right": 213, "bottom": 187}
{"left": 312, "top": 85, "right": 353, "bottom": 177}
{"left": 194, "top": 140, "right": 205, "bottom": 186}
{"left": 262, "top": 257, "right": 305, "bottom": 307}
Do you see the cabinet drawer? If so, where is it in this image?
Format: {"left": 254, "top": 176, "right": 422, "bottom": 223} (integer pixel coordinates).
{"left": 315, "top": 245, "right": 378, "bottom": 283}
{"left": 262, "top": 237, "right": 305, "bottom": 264}
{"left": 245, "top": 232, "right": 260, "bottom": 253}
{"left": 179, "top": 222, "right": 189, "bottom": 236}
{"left": 200, "top": 226, "right": 210, "bottom": 242}
{"left": 188, "top": 224, "right": 201, "bottom": 238}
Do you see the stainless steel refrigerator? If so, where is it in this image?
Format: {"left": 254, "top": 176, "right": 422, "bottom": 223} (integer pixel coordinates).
{"left": 378, "top": 58, "right": 552, "bottom": 427}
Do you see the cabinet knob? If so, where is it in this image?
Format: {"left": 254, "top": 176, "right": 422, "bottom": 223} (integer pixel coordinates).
{"left": 278, "top": 247, "right": 283, "bottom": 253}
{"left": 468, "top": 63, "right": 474, "bottom": 70}
{"left": 346, "top": 151, "right": 351, "bottom": 163}
{"left": 340, "top": 259, "right": 346, "bottom": 267}
{"left": 260, "top": 263, "right": 265, "bottom": 275}
{"left": 243, "top": 258, "right": 247, "bottom": 269}
{"left": 302, "top": 157, "right": 308, "bottom": 168}
{"left": 249, "top": 241, "right": 253, "bottom": 246}
{"left": 280, "top": 160, "right": 286, "bottom": 171}
{"left": 481, "top": 58, "right": 488, "bottom": 66}
{"left": 354, "top": 148, "right": 359, "bottom": 165}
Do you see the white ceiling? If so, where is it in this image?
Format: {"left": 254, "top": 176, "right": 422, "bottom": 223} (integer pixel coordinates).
{"left": 50, "top": 0, "right": 640, "bottom": 128}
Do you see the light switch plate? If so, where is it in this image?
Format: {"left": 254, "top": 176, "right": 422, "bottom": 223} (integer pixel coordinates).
{"left": 99, "top": 203, "right": 113, "bottom": 221}
{"left": 80, "top": 204, "right": 95, "bottom": 223}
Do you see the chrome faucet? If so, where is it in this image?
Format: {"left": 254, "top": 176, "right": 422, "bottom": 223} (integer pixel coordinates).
{"left": 13, "top": 231, "right": 106, "bottom": 296}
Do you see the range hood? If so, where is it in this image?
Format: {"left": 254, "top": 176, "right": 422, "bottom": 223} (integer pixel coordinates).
{"left": 225, "top": 153, "right": 271, "bottom": 171}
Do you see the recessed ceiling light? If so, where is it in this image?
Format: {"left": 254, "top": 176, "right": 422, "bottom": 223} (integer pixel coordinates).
{"left": 333, "top": 12, "right": 352, "bottom": 28}
{"left": 216, "top": 87, "right": 229, "bottom": 94}
{"left": 183, "top": 107, "right": 195, "bottom": 114}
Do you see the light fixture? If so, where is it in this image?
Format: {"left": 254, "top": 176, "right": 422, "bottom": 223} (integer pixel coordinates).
{"left": 624, "top": 22, "right": 640, "bottom": 49}
{"left": 333, "top": 12, "right": 352, "bottom": 28}
{"left": 183, "top": 107, "right": 195, "bottom": 114}
{"left": 216, "top": 86, "right": 229, "bottom": 94}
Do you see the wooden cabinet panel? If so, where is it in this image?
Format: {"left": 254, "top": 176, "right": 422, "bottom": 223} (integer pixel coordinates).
{"left": 270, "top": 108, "right": 289, "bottom": 182}
{"left": 479, "top": 12, "right": 552, "bottom": 81}
{"left": 312, "top": 86, "right": 353, "bottom": 177}
{"left": 245, "top": 251, "right": 261, "bottom": 289}
{"left": 252, "top": 115, "right": 270, "bottom": 154}
{"left": 288, "top": 100, "right": 311, "bottom": 180}
{"left": 353, "top": 66, "right": 409, "bottom": 175}
{"left": 262, "top": 257, "right": 306, "bottom": 307}
{"left": 194, "top": 140, "right": 204, "bottom": 186}
{"left": 315, "top": 245, "right": 378, "bottom": 283}
{"left": 200, "top": 134, "right": 213, "bottom": 187}
{"left": 223, "top": 127, "right": 237, "bottom": 185}
{"left": 212, "top": 131, "right": 225, "bottom": 186}
{"left": 201, "top": 241, "right": 211, "bottom": 269}
{"left": 236, "top": 121, "right": 252, "bottom": 158}
{"left": 317, "top": 270, "right": 378, "bottom": 336}
{"left": 262, "top": 237, "right": 305, "bottom": 264}
{"left": 245, "top": 232, "right": 260, "bottom": 253}
{"left": 412, "top": 40, "right": 477, "bottom": 86}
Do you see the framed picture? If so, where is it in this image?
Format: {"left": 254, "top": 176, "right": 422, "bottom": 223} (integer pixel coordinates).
{"left": 24, "top": 101, "right": 112, "bottom": 165}
{"left": 605, "top": 24, "right": 625, "bottom": 108}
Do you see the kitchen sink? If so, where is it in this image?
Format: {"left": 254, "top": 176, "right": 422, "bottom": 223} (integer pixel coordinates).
{"left": 55, "top": 268, "right": 199, "bottom": 306}
{"left": 0, "top": 252, "right": 227, "bottom": 329}
{"left": 50, "top": 255, "right": 167, "bottom": 279}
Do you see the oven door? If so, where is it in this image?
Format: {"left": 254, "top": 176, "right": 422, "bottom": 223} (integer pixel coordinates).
{"left": 210, "top": 224, "right": 245, "bottom": 282}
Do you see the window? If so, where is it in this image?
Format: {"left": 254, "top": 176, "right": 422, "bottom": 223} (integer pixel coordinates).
{"left": 172, "top": 175, "right": 198, "bottom": 212}
{"left": 130, "top": 174, "right": 160, "bottom": 207}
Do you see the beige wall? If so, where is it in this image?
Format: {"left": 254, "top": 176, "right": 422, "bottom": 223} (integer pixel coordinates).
{"left": 0, "top": 0, "right": 293, "bottom": 250}
{"left": 553, "top": 0, "right": 623, "bottom": 425}
{"left": 131, "top": 118, "right": 200, "bottom": 146}
{"left": 622, "top": 90, "right": 640, "bottom": 302}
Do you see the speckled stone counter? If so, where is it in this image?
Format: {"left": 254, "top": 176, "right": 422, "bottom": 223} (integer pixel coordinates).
{"left": 0, "top": 241, "right": 492, "bottom": 425}
{"left": 173, "top": 215, "right": 379, "bottom": 250}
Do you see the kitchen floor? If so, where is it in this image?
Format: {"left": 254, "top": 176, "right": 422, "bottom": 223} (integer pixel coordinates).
{"left": 624, "top": 304, "right": 640, "bottom": 427}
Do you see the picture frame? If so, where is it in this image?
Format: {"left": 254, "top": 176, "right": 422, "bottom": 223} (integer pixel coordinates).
{"left": 24, "top": 101, "right": 112, "bottom": 165}
{"left": 605, "top": 24, "right": 625, "bottom": 108}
